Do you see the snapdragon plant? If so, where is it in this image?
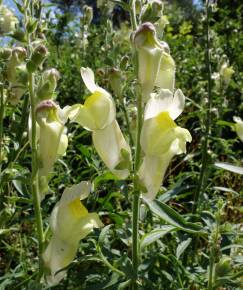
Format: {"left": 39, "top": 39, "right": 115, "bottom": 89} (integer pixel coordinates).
{"left": 0, "top": 0, "right": 242, "bottom": 289}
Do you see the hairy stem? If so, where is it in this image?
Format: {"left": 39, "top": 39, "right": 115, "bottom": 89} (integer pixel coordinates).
{"left": 0, "top": 85, "right": 4, "bottom": 182}
{"left": 193, "top": 0, "right": 212, "bottom": 213}
{"left": 29, "top": 72, "right": 44, "bottom": 280}
{"left": 129, "top": 1, "right": 142, "bottom": 289}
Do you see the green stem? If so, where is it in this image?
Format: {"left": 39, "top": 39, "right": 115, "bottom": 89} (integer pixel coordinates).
{"left": 120, "top": 100, "right": 134, "bottom": 148}
{"left": 29, "top": 72, "right": 44, "bottom": 280}
{"left": 98, "top": 246, "right": 126, "bottom": 277}
{"left": 0, "top": 85, "right": 4, "bottom": 183}
{"left": 129, "top": 0, "right": 137, "bottom": 30}
{"left": 129, "top": 1, "right": 141, "bottom": 289}
{"left": 193, "top": 0, "right": 212, "bottom": 213}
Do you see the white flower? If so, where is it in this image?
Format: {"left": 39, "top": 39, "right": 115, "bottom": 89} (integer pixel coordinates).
{"left": 43, "top": 181, "right": 103, "bottom": 285}
{"left": 68, "top": 68, "right": 131, "bottom": 179}
{"left": 139, "top": 89, "right": 192, "bottom": 199}
{"left": 233, "top": 116, "right": 243, "bottom": 142}
{"left": 0, "top": 5, "right": 18, "bottom": 35}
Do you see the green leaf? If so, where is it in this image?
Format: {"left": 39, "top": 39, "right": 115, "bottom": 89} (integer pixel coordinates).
{"left": 176, "top": 238, "right": 192, "bottom": 259}
{"left": 140, "top": 225, "right": 176, "bottom": 249}
{"left": 143, "top": 198, "right": 204, "bottom": 234}
{"left": 98, "top": 224, "right": 113, "bottom": 246}
{"left": 215, "top": 162, "right": 243, "bottom": 175}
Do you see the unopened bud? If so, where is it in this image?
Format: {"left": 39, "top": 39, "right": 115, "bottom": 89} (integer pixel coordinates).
{"left": 133, "top": 22, "right": 164, "bottom": 101}
{"left": 0, "top": 48, "right": 12, "bottom": 60}
{"left": 120, "top": 55, "right": 129, "bottom": 70}
{"left": 220, "top": 62, "right": 234, "bottom": 86}
{"left": 215, "top": 256, "right": 232, "bottom": 277}
{"left": 83, "top": 5, "right": 93, "bottom": 26}
{"left": 135, "top": 0, "right": 142, "bottom": 15}
{"left": 96, "top": 68, "right": 105, "bottom": 77}
{"left": 141, "top": 0, "right": 164, "bottom": 23}
{"left": 108, "top": 68, "right": 122, "bottom": 98}
{"left": 37, "top": 68, "right": 60, "bottom": 100}
{"left": 27, "top": 45, "right": 48, "bottom": 72}
{"left": 12, "top": 47, "right": 27, "bottom": 63}
{"left": 0, "top": 5, "right": 18, "bottom": 35}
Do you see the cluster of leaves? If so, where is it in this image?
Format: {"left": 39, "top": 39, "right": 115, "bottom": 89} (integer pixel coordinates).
{"left": 0, "top": 0, "right": 242, "bottom": 289}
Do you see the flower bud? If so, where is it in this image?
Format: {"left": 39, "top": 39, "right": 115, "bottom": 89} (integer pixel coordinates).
{"left": 141, "top": 0, "right": 164, "bottom": 23}
{"left": 0, "top": 5, "right": 18, "bottom": 35}
{"left": 83, "top": 5, "right": 93, "bottom": 26}
{"left": 233, "top": 116, "right": 243, "bottom": 142}
{"left": 0, "top": 48, "right": 12, "bottom": 60}
{"left": 215, "top": 256, "right": 232, "bottom": 277}
{"left": 220, "top": 62, "right": 234, "bottom": 86}
{"left": 108, "top": 68, "right": 122, "bottom": 98}
{"left": 12, "top": 47, "right": 27, "bottom": 63}
{"left": 155, "top": 15, "right": 169, "bottom": 38}
{"left": 36, "top": 100, "right": 68, "bottom": 199}
{"left": 27, "top": 44, "right": 48, "bottom": 72}
{"left": 133, "top": 22, "right": 164, "bottom": 101}
{"left": 37, "top": 68, "right": 60, "bottom": 100}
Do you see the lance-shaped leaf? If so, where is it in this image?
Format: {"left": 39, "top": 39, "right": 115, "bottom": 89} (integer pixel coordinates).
{"left": 43, "top": 181, "right": 103, "bottom": 286}
{"left": 92, "top": 120, "right": 132, "bottom": 179}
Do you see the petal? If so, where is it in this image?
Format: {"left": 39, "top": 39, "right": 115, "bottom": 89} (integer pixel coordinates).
{"left": 138, "top": 154, "right": 173, "bottom": 200}
{"left": 42, "top": 236, "right": 78, "bottom": 286}
{"left": 144, "top": 89, "right": 173, "bottom": 120}
{"left": 57, "top": 132, "right": 68, "bottom": 156}
{"left": 141, "top": 111, "right": 177, "bottom": 155}
{"left": 38, "top": 120, "right": 64, "bottom": 177}
{"left": 60, "top": 181, "right": 91, "bottom": 205}
{"left": 80, "top": 67, "right": 98, "bottom": 93}
{"left": 169, "top": 89, "right": 185, "bottom": 120}
{"left": 233, "top": 117, "right": 243, "bottom": 142}
{"left": 68, "top": 92, "right": 116, "bottom": 131}
{"left": 92, "top": 120, "right": 131, "bottom": 179}
{"left": 155, "top": 52, "right": 175, "bottom": 92}
{"left": 138, "top": 45, "right": 163, "bottom": 101}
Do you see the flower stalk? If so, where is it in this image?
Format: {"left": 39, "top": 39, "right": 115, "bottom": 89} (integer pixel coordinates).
{"left": 0, "top": 84, "right": 4, "bottom": 179}
{"left": 29, "top": 71, "right": 44, "bottom": 280}
{"left": 193, "top": 0, "right": 212, "bottom": 213}
{"left": 129, "top": 1, "right": 142, "bottom": 289}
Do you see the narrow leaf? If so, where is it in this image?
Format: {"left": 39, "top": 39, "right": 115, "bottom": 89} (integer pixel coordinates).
{"left": 143, "top": 198, "right": 204, "bottom": 234}
{"left": 141, "top": 225, "right": 176, "bottom": 249}
{"left": 215, "top": 162, "right": 243, "bottom": 175}
{"left": 176, "top": 238, "right": 192, "bottom": 259}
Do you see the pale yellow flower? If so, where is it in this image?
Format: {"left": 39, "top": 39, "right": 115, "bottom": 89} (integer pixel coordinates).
{"left": 139, "top": 89, "right": 192, "bottom": 199}
{"left": 43, "top": 181, "right": 103, "bottom": 285}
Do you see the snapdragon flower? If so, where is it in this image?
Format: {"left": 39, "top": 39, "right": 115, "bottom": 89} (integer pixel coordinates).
{"left": 43, "top": 181, "right": 103, "bottom": 285}
{"left": 69, "top": 67, "right": 131, "bottom": 179}
{"left": 138, "top": 89, "right": 192, "bottom": 199}
{"left": 233, "top": 116, "right": 243, "bottom": 142}
{"left": 134, "top": 22, "right": 175, "bottom": 101}
{"left": 0, "top": 5, "right": 18, "bottom": 35}
{"left": 34, "top": 100, "right": 70, "bottom": 198}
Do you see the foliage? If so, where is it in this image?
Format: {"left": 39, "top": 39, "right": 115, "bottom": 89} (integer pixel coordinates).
{"left": 0, "top": 0, "right": 242, "bottom": 289}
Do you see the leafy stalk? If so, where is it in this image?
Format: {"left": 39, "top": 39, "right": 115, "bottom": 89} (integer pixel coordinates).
{"left": 193, "top": 0, "right": 212, "bottom": 213}
{"left": 29, "top": 71, "right": 44, "bottom": 280}
{"left": 129, "top": 1, "right": 142, "bottom": 289}
{"left": 0, "top": 84, "right": 4, "bottom": 180}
